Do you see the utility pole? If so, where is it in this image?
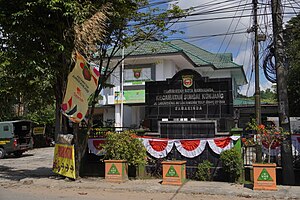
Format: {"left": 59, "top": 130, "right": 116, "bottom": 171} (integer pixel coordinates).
{"left": 271, "top": 0, "right": 295, "bottom": 185}
{"left": 253, "top": 0, "right": 261, "bottom": 126}
{"left": 120, "top": 47, "right": 125, "bottom": 130}
{"left": 253, "top": 0, "right": 262, "bottom": 163}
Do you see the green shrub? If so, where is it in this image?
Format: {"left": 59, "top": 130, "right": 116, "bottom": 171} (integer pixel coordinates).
{"left": 196, "top": 160, "right": 213, "bottom": 181}
{"left": 101, "top": 131, "right": 147, "bottom": 166}
{"left": 220, "top": 148, "right": 243, "bottom": 183}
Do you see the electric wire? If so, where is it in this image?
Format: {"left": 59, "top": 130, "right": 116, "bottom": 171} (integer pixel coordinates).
{"left": 215, "top": 0, "right": 244, "bottom": 55}
{"left": 286, "top": 0, "right": 299, "bottom": 15}
{"left": 130, "top": 0, "right": 300, "bottom": 96}
{"left": 223, "top": 0, "right": 249, "bottom": 54}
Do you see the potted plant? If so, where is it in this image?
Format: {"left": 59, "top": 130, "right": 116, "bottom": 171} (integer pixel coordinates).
{"left": 101, "top": 131, "right": 147, "bottom": 182}
{"left": 247, "top": 120, "right": 289, "bottom": 190}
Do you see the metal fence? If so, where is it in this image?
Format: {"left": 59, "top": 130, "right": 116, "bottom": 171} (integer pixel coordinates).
{"left": 242, "top": 135, "right": 300, "bottom": 168}
{"left": 242, "top": 145, "right": 282, "bottom": 166}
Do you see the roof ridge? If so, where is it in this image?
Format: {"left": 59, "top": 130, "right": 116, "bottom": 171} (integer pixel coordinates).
{"left": 170, "top": 39, "right": 243, "bottom": 68}
{"left": 167, "top": 40, "right": 212, "bottom": 65}
{"left": 171, "top": 39, "right": 216, "bottom": 56}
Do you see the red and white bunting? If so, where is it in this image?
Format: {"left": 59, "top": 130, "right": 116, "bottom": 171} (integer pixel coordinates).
{"left": 207, "top": 137, "right": 233, "bottom": 154}
{"left": 87, "top": 138, "right": 106, "bottom": 156}
{"left": 88, "top": 136, "right": 240, "bottom": 158}
{"left": 142, "top": 138, "right": 174, "bottom": 158}
{"left": 174, "top": 139, "right": 207, "bottom": 158}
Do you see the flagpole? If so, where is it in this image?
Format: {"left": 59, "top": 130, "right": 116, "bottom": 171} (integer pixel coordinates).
{"left": 120, "top": 47, "right": 124, "bottom": 131}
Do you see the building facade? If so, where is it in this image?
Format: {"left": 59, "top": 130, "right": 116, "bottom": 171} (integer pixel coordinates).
{"left": 96, "top": 39, "right": 247, "bottom": 136}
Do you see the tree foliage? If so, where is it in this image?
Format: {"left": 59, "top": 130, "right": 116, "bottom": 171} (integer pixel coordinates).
{"left": 237, "top": 87, "right": 277, "bottom": 104}
{"left": 260, "top": 88, "right": 277, "bottom": 104}
{"left": 101, "top": 131, "right": 147, "bottom": 166}
{"left": 284, "top": 13, "right": 300, "bottom": 116}
{"left": 0, "top": 0, "right": 185, "bottom": 177}
{"left": 0, "top": 0, "right": 107, "bottom": 125}
{"left": 86, "top": 0, "right": 184, "bottom": 130}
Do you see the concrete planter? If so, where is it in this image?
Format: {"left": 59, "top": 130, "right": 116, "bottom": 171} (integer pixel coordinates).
{"left": 253, "top": 163, "right": 277, "bottom": 191}
{"left": 161, "top": 160, "right": 186, "bottom": 185}
{"left": 104, "top": 160, "right": 128, "bottom": 182}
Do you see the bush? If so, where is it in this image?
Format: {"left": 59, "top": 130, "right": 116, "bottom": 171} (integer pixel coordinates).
{"left": 220, "top": 148, "right": 243, "bottom": 183}
{"left": 101, "top": 131, "right": 147, "bottom": 166}
{"left": 196, "top": 160, "right": 213, "bottom": 181}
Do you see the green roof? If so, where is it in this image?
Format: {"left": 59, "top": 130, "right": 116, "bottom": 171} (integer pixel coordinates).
{"left": 111, "top": 39, "right": 242, "bottom": 70}
{"left": 169, "top": 40, "right": 242, "bottom": 69}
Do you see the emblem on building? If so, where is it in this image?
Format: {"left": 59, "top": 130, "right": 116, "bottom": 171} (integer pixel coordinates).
{"left": 133, "top": 68, "right": 142, "bottom": 79}
{"left": 182, "top": 75, "right": 193, "bottom": 88}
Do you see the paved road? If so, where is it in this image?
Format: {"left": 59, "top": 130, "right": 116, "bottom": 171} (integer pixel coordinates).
{"left": 0, "top": 186, "right": 258, "bottom": 200}
{"left": 0, "top": 147, "right": 299, "bottom": 200}
{"left": 0, "top": 147, "right": 54, "bottom": 181}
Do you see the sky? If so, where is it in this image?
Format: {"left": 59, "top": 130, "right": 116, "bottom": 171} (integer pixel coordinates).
{"left": 167, "top": 0, "right": 300, "bottom": 96}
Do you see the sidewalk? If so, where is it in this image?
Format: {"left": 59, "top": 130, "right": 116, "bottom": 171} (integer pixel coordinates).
{"left": 17, "top": 177, "right": 300, "bottom": 199}
{"left": 1, "top": 147, "right": 298, "bottom": 199}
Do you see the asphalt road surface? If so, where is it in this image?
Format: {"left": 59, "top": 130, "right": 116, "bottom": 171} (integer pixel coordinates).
{"left": 0, "top": 147, "right": 274, "bottom": 200}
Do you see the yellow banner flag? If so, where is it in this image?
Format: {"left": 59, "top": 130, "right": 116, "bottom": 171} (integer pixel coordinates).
{"left": 53, "top": 144, "right": 76, "bottom": 179}
{"left": 61, "top": 52, "right": 100, "bottom": 123}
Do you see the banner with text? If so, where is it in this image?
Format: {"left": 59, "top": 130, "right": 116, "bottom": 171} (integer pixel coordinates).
{"left": 61, "top": 52, "right": 100, "bottom": 123}
{"left": 53, "top": 144, "right": 76, "bottom": 179}
{"left": 114, "top": 90, "right": 145, "bottom": 104}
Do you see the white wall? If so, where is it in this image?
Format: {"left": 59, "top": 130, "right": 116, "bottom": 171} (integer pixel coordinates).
{"left": 155, "top": 60, "right": 164, "bottom": 81}
{"left": 111, "top": 66, "right": 121, "bottom": 87}
{"left": 104, "top": 55, "right": 239, "bottom": 129}
{"left": 155, "top": 60, "right": 177, "bottom": 81}
{"left": 202, "top": 70, "right": 231, "bottom": 79}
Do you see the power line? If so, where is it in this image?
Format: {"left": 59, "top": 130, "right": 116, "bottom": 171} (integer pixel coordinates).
{"left": 223, "top": 0, "right": 249, "bottom": 54}
{"left": 171, "top": 12, "right": 298, "bottom": 24}
{"left": 168, "top": 30, "right": 247, "bottom": 40}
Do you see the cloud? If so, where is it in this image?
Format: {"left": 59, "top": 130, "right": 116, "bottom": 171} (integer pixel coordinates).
{"left": 170, "top": 0, "right": 299, "bottom": 96}
{"left": 173, "top": 0, "right": 252, "bottom": 54}
{"left": 260, "top": 80, "right": 273, "bottom": 91}
{"left": 239, "top": 83, "right": 254, "bottom": 97}
{"left": 234, "top": 47, "right": 252, "bottom": 72}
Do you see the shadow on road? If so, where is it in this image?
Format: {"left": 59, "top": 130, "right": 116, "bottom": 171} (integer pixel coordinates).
{"left": 0, "top": 165, "right": 54, "bottom": 181}
{"left": 4, "top": 154, "right": 34, "bottom": 159}
{"left": 244, "top": 183, "right": 253, "bottom": 190}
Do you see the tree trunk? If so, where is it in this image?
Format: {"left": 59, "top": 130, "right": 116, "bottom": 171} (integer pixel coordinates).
{"left": 268, "top": 147, "right": 271, "bottom": 163}
{"left": 54, "top": 53, "right": 69, "bottom": 141}
{"left": 73, "top": 123, "right": 89, "bottom": 178}
{"left": 73, "top": 84, "right": 104, "bottom": 178}
{"left": 256, "top": 133, "right": 262, "bottom": 163}
{"left": 268, "top": 140, "right": 275, "bottom": 163}
{"left": 54, "top": 79, "right": 64, "bottom": 141}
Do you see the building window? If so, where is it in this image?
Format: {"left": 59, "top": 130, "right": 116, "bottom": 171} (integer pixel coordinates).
{"left": 3, "top": 125, "right": 9, "bottom": 131}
